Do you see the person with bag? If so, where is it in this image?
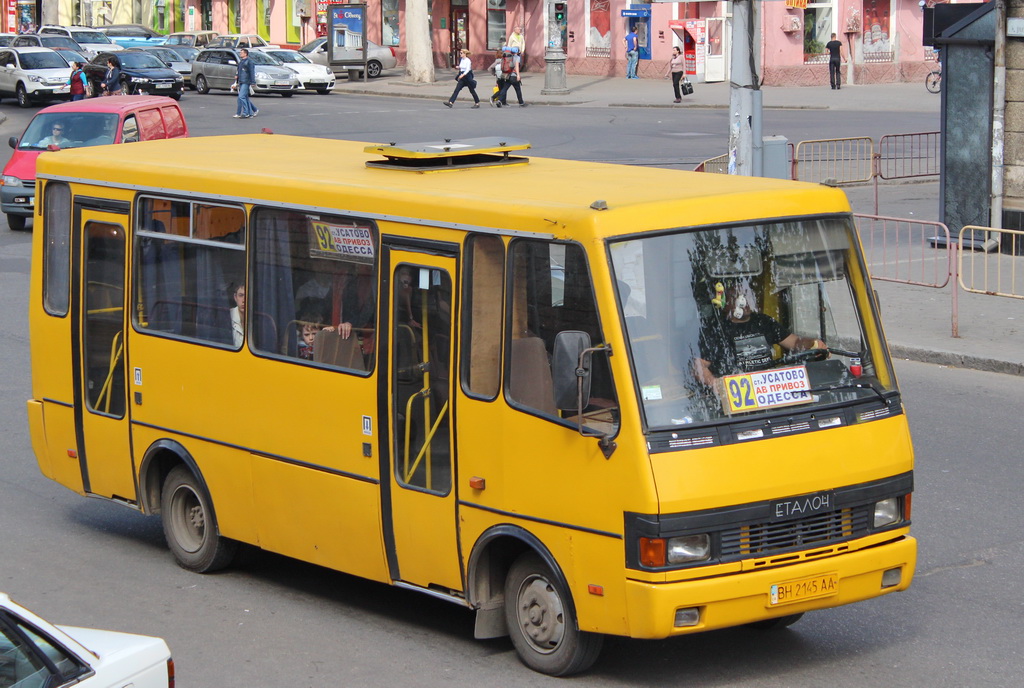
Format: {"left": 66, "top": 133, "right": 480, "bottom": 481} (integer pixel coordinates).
{"left": 487, "top": 48, "right": 504, "bottom": 106}
{"left": 232, "top": 47, "right": 258, "bottom": 118}
{"left": 495, "top": 46, "right": 527, "bottom": 108}
{"left": 444, "top": 48, "right": 480, "bottom": 109}
{"left": 68, "top": 61, "right": 89, "bottom": 101}
{"left": 100, "top": 58, "right": 121, "bottom": 96}
{"left": 665, "top": 46, "right": 687, "bottom": 103}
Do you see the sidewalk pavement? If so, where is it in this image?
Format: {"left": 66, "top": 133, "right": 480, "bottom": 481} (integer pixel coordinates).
{"left": 336, "top": 71, "right": 940, "bottom": 112}
{"left": 345, "top": 73, "right": 1023, "bottom": 375}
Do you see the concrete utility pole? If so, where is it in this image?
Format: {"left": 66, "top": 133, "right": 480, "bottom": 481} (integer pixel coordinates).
{"left": 405, "top": 0, "right": 434, "bottom": 83}
{"left": 728, "top": 0, "right": 763, "bottom": 176}
{"left": 991, "top": 0, "right": 1006, "bottom": 229}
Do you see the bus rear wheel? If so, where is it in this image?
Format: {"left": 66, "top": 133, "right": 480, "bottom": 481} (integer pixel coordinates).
{"left": 504, "top": 553, "right": 603, "bottom": 676}
{"left": 161, "top": 465, "right": 237, "bottom": 572}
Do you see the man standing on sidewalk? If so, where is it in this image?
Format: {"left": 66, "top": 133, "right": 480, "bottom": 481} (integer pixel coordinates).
{"left": 624, "top": 27, "right": 639, "bottom": 79}
{"left": 232, "top": 48, "right": 258, "bottom": 118}
{"left": 826, "top": 33, "right": 845, "bottom": 90}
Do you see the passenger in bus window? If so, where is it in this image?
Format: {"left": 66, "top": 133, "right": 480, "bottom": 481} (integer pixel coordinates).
{"left": 229, "top": 282, "right": 245, "bottom": 347}
{"left": 297, "top": 319, "right": 322, "bottom": 360}
{"left": 694, "top": 281, "right": 825, "bottom": 387}
{"left": 324, "top": 264, "right": 376, "bottom": 355}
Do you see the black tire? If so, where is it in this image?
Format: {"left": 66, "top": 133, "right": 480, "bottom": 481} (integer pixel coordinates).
{"left": 195, "top": 74, "right": 210, "bottom": 94}
{"left": 121, "top": 77, "right": 133, "bottom": 95}
{"left": 366, "top": 60, "right": 382, "bottom": 79}
{"left": 925, "top": 71, "right": 941, "bottom": 94}
{"left": 747, "top": 613, "right": 804, "bottom": 630}
{"left": 169, "top": 92, "right": 181, "bottom": 101}
{"left": 160, "top": 464, "right": 237, "bottom": 572}
{"left": 504, "top": 553, "right": 603, "bottom": 676}
{"left": 6, "top": 214, "right": 27, "bottom": 231}
{"left": 16, "top": 83, "right": 31, "bottom": 108}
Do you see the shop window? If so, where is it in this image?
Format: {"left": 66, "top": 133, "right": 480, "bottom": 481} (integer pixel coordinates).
{"left": 586, "top": 0, "right": 612, "bottom": 58}
{"left": 486, "top": 0, "right": 506, "bottom": 51}
{"left": 861, "top": 0, "right": 893, "bottom": 63}
{"left": 383, "top": 0, "right": 400, "bottom": 47}
{"left": 803, "top": 2, "right": 834, "bottom": 64}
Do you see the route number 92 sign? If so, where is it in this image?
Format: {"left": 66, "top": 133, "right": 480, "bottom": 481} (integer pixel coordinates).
{"left": 723, "top": 365, "right": 813, "bottom": 414}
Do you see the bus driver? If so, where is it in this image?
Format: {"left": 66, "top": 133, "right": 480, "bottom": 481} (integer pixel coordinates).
{"left": 694, "top": 281, "right": 826, "bottom": 388}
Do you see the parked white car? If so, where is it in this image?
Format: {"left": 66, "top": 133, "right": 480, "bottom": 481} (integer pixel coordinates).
{"left": 0, "top": 47, "right": 71, "bottom": 108}
{"left": 255, "top": 48, "right": 335, "bottom": 93}
{"left": 0, "top": 592, "right": 174, "bottom": 687}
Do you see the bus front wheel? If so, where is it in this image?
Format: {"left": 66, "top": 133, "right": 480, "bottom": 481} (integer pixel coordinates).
{"left": 504, "top": 553, "right": 603, "bottom": 676}
{"left": 160, "top": 465, "right": 237, "bottom": 572}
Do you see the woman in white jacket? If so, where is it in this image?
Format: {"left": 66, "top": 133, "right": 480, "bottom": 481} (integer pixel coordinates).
{"left": 444, "top": 49, "right": 480, "bottom": 109}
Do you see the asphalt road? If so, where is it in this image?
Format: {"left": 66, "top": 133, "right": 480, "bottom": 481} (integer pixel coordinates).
{"left": 3, "top": 92, "right": 1017, "bottom": 687}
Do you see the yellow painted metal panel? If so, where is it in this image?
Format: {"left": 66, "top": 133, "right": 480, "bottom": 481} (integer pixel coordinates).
{"left": 251, "top": 456, "right": 389, "bottom": 583}
{"left": 623, "top": 535, "right": 915, "bottom": 638}
{"left": 650, "top": 417, "right": 913, "bottom": 514}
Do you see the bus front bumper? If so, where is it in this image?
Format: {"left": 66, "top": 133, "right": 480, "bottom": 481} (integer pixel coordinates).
{"left": 623, "top": 535, "right": 916, "bottom": 639}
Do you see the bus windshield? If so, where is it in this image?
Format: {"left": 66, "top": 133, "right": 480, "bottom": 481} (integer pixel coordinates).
{"left": 610, "top": 216, "right": 895, "bottom": 429}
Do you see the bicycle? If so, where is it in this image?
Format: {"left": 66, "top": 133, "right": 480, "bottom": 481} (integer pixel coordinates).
{"left": 925, "top": 67, "right": 941, "bottom": 94}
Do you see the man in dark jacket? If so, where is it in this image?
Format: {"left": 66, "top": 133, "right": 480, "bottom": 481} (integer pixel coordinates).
{"left": 232, "top": 48, "right": 258, "bottom": 118}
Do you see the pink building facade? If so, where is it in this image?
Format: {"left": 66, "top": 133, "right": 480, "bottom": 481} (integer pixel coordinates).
{"left": 40, "top": 0, "right": 942, "bottom": 86}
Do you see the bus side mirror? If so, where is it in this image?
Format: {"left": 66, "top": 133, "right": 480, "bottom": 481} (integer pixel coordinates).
{"left": 552, "top": 330, "right": 592, "bottom": 411}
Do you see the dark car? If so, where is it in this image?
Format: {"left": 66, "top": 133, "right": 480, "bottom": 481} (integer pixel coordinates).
{"left": 84, "top": 50, "right": 184, "bottom": 99}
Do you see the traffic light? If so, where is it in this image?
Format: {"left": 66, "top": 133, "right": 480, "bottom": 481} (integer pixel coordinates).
{"left": 554, "top": 3, "right": 566, "bottom": 22}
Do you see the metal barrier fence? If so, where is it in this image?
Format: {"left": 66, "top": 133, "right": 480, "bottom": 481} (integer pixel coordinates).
{"left": 876, "top": 132, "right": 941, "bottom": 180}
{"left": 794, "top": 137, "right": 875, "bottom": 184}
{"left": 696, "top": 132, "right": 941, "bottom": 191}
{"left": 958, "top": 226, "right": 1024, "bottom": 301}
{"left": 855, "top": 213, "right": 959, "bottom": 337}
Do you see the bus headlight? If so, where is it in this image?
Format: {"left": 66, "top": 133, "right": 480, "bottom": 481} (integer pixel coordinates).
{"left": 641, "top": 534, "right": 711, "bottom": 567}
{"left": 873, "top": 498, "right": 900, "bottom": 528}
{"left": 667, "top": 534, "right": 710, "bottom": 563}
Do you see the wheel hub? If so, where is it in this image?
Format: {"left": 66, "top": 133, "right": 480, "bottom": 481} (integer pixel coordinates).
{"left": 516, "top": 576, "right": 565, "bottom": 653}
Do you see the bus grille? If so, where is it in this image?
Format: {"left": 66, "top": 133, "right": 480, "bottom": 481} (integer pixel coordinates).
{"left": 721, "top": 505, "right": 869, "bottom": 557}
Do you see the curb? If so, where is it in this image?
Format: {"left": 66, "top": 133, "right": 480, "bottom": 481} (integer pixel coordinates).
{"left": 888, "top": 343, "right": 1024, "bottom": 376}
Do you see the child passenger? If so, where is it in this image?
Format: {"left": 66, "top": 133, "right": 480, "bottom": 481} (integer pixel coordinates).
{"left": 297, "top": 319, "right": 322, "bottom": 360}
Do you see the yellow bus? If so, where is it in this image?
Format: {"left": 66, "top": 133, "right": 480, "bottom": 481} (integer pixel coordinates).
{"left": 27, "top": 134, "right": 915, "bottom": 676}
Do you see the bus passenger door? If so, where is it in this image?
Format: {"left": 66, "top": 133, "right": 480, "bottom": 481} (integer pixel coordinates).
{"left": 383, "top": 250, "right": 462, "bottom": 592}
{"left": 71, "top": 206, "right": 136, "bottom": 502}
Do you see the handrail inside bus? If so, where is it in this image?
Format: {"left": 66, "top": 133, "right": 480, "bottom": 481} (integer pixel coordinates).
{"left": 95, "top": 330, "right": 123, "bottom": 415}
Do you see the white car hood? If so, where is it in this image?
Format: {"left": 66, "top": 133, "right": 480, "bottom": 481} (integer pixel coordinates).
{"left": 284, "top": 63, "right": 332, "bottom": 79}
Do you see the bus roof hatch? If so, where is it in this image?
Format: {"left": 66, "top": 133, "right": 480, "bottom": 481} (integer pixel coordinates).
{"left": 364, "top": 137, "right": 531, "bottom": 171}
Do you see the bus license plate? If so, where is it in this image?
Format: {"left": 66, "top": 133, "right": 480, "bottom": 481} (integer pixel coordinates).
{"left": 768, "top": 573, "right": 838, "bottom": 606}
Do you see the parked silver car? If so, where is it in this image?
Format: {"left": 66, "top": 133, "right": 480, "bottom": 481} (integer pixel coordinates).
{"left": 191, "top": 48, "right": 300, "bottom": 96}
{"left": 298, "top": 37, "right": 396, "bottom": 78}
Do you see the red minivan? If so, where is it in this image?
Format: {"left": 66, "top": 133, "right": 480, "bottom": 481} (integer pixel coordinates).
{"left": 1, "top": 95, "right": 188, "bottom": 230}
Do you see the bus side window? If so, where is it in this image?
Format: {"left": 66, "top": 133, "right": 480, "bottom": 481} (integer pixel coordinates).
{"left": 461, "top": 234, "right": 504, "bottom": 399}
{"left": 42, "top": 181, "right": 72, "bottom": 316}
{"left": 506, "top": 240, "right": 617, "bottom": 423}
{"left": 249, "top": 207, "right": 377, "bottom": 370}
{"left": 133, "top": 196, "right": 245, "bottom": 345}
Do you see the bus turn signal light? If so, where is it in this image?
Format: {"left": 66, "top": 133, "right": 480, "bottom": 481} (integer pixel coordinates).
{"left": 639, "top": 537, "right": 666, "bottom": 567}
